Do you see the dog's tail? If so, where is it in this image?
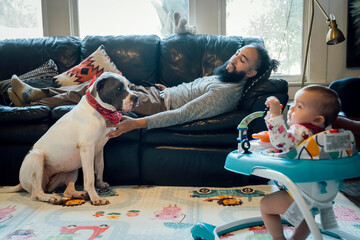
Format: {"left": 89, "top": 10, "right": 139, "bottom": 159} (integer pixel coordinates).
{"left": 0, "top": 184, "right": 23, "bottom": 193}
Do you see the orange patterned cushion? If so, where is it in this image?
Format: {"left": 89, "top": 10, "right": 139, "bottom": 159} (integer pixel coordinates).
{"left": 54, "top": 45, "right": 121, "bottom": 87}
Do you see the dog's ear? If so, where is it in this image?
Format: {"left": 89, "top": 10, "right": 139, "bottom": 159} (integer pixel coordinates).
{"left": 92, "top": 78, "right": 106, "bottom": 97}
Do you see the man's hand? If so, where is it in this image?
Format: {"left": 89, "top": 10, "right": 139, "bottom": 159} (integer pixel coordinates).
{"left": 265, "top": 96, "right": 281, "bottom": 118}
{"left": 106, "top": 116, "right": 147, "bottom": 138}
{"left": 154, "top": 83, "right": 166, "bottom": 91}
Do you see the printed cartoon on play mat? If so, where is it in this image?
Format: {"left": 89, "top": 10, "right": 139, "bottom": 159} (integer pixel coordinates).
{"left": 191, "top": 187, "right": 266, "bottom": 206}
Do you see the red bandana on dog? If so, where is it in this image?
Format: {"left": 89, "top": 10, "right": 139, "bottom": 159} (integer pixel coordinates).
{"left": 86, "top": 76, "right": 122, "bottom": 124}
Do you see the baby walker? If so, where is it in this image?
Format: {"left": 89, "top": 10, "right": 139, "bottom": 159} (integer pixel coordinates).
{"left": 191, "top": 109, "right": 360, "bottom": 240}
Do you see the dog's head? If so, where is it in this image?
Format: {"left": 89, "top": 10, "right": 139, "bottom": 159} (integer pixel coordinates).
{"left": 90, "top": 72, "right": 138, "bottom": 113}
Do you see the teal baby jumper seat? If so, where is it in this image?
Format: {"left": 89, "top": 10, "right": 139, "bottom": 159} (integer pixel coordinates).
{"left": 191, "top": 110, "right": 360, "bottom": 240}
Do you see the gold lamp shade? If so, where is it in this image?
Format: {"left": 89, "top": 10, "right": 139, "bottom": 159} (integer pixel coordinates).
{"left": 326, "top": 19, "right": 345, "bottom": 45}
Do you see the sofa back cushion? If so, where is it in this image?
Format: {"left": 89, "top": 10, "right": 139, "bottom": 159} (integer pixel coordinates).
{"left": 81, "top": 35, "right": 160, "bottom": 85}
{"left": 240, "top": 78, "right": 288, "bottom": 111}
{"left": 0, "top": 37, "right": 81, "bottom": 80}
{"left": 159, "top": 34, "right": 264, "bottom": 87}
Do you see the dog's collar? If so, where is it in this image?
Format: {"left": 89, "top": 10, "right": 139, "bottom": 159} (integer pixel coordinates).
{"left": 86, "top": 76, "right": 122, "bottom": 124}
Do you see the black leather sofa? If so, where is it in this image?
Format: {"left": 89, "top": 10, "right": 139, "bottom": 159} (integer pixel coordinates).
{"left": 0, "top": 34, "right": 288, "bottom": 187}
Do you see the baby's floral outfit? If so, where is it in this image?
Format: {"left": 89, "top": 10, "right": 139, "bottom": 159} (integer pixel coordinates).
{"left": 264, "top": 115, "right": 324, "bottom": 152}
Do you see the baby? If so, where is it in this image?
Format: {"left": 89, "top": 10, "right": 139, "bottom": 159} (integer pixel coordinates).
{"left": 261, "top": 85, "right": 340, "bottom": 240}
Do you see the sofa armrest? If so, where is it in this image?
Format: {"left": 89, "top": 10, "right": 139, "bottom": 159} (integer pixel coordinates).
{"left": 0, "top": 37, "right": 81, "bottom": 80}
{"left": 240, "top": 78, "right": 288, "bottom": 111}
{"left": 81, "top": 35, "right": 160, "bottom": 85}
{"left": 329, "top": 78, "right": 360, "bottom": 118}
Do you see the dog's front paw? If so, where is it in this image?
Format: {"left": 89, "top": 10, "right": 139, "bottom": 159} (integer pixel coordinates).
{"left": 91, "top": 197, "right": 110, "bottom": 206}
{"left": 96, "top": 181, "right": 110, "bottom": 189}
{"left": 49, "top": 195, "right": 63, "bottom": 205}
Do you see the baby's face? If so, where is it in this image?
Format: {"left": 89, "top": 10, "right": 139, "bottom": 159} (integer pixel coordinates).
{"left": 287, "top": 90, "right": 319, "bottom": 126}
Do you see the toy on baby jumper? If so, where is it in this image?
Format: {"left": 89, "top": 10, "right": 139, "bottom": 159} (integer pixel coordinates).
{"left": 252, "top": 131, "right": 270, "bottom": 142}
{"left": 237, "top": 109, "right": 266, "bottom": 154}
{"left": 237, "top": 106, "right": 281, "bottom": 153}
{"left": 191, "top": 110, "right": 360, "bottom": 240}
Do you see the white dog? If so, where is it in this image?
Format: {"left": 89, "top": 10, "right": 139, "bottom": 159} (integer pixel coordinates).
{"left": 0, "top": 72, "right": 138, "bottom": 205}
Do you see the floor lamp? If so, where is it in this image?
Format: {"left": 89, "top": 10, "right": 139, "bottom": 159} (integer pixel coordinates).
{"left": 301, "top": 0, "right": 345, "bottom": 87}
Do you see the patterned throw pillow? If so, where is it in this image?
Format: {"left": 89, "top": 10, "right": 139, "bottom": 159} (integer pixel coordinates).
{"left": 53, "top": 45, "right": 122, "bottom": 87}
{"left": 0, "top": 59, "right": 59, "bottom": 105}
{"left": 19, "top": 59, "right": 58, "bottom": 80}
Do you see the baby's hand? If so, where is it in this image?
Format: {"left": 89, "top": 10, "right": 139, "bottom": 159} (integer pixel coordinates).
{"left": 265, "top": 96, "right": 281, "bottom": 117}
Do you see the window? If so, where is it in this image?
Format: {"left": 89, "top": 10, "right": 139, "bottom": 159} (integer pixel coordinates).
{"left": 77, "top": 0, "right": 189, "bottom": 38}
{"left": 226, "top": 0, "right": 303, "bottom": 76}
{"left": 0, "top": 0, "right": 43, "bottom": 40}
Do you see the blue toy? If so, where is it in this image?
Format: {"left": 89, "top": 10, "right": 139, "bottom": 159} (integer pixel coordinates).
{"left": 191, "top": 110, "right": 360, "bottom": 240}
{"left": 236, "top": 110, "right": 267, "bottom": 154}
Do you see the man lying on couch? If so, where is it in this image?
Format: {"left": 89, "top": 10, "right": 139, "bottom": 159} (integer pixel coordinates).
{"left": 8, "top": 44, "right": 278, "bottom": 136}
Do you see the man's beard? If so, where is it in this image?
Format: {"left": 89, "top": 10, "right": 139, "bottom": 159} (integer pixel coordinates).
{"left": 214, "top": 61, "right": 246, "bottom": 83}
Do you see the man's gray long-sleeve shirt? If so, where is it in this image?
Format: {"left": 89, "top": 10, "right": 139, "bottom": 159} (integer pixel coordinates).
{"left": 145, "top": 75, "right": 246, "bottom": 129}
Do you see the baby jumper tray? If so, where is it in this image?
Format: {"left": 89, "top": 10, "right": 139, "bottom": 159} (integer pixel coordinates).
{"left": 191, "top": 110, "right": 360, "bottom": 240}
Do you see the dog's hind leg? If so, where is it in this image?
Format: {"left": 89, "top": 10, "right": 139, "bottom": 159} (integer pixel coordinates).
{"left": 64, "top": 181, "right": 88, "bottom": 200}
{"left": 20, "top": 149, "right": 62, "bottom": 205}
{"left": 47, "top": 170, "right": 87, "bottom": 199}
{"left": 62, "top": 170, "right": 88, "bottom": 199}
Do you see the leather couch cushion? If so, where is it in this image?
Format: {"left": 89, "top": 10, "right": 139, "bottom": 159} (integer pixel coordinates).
{"left": 329, "top": 77, "right": 360, "bottom": 118}
{"left": 0, "top": 105, "right": 51, "bottom": 123}
{"left": 0, "top": 124, "right": 49, "bottom": 144}
{"left": 81, "top": 35, "right": 161, "bottom": 85}
{"left": 140, "top": 144, "right": 267, "bottom": 187}
{"left": 0, "top": 105, "right": 51, "bottom": 143}
{"left": 240, "top": 78, "right": 288, "bottom": 111}
{"left": 0, "top": 144, "right": 33, "bottom": 185}
{"left": 103, "top": 141, "right": 141, "bottom": 185}
{"left": 51, "top": 105, "right": 76, "bottom": 122}
{"left": 142, "top": 128, "right": 237, "bottom": 147}
{"left": 0, "top": 36, "right": 81, "bottom": 80}
{"left": 140, "top": 145, "right": 236, "bottom": 186}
